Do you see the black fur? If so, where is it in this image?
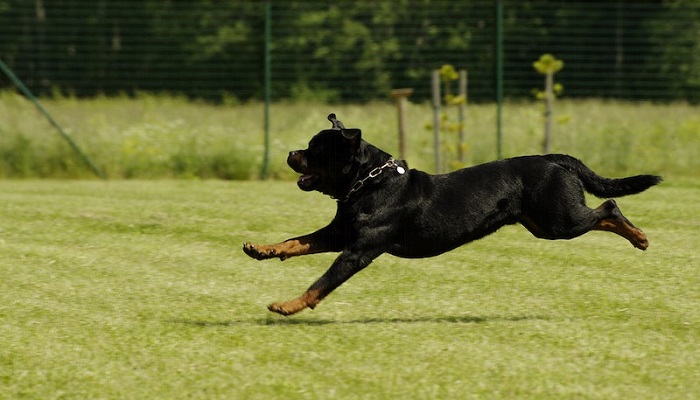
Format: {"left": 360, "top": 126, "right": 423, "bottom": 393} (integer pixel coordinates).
{"left": 244, "top": 114, "right": 662, "bottom": 316}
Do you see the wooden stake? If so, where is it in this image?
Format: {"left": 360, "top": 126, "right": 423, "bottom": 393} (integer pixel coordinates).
{"left": 390, "top": 88, "right": 413, "bottom": 161}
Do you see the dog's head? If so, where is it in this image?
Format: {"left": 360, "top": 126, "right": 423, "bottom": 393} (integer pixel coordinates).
{"left": 287, "top": 114, "right": 362, "bottom": 197}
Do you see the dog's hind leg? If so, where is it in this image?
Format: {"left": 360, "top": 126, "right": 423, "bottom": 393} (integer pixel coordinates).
{"left": 522, "top": 199, "right": 649, "bottom": 250}
{"left": 521, "top": 169, "right": 649, "bottom": 250}
{"left": 591, "top": 199, "right": 649, "bottom": 250}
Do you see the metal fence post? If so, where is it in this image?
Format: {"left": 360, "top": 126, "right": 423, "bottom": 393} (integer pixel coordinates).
{"left": 261, "top": 0, "right": 272, "bottom": 179}
{"left": 495, "top": 0, "right": 504, "bottom": 160}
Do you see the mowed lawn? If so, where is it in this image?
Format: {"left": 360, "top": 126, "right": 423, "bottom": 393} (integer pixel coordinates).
{"left": 0, "top": 179, "right": 697, "bottom": 399}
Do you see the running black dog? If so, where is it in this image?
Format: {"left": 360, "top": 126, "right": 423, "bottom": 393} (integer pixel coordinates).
{"left": 243, "top": 114, "right": 662, "bottom": 316}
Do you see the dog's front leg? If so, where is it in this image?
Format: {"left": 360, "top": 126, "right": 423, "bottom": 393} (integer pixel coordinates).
{"left": 268, "top": 248, "right": 383, "bottom": 316}
{"left": 243, "top": 223, "right": 343, "bottom": 261}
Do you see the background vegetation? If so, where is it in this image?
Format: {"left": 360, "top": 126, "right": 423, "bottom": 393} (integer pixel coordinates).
{"left": 1, "top": 0, "right": 698, "bottom": 102}
{"left": 0, "top": 92, "right": 697, "bottom": 179}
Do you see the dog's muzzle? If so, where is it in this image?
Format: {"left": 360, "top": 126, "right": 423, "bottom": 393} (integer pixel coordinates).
{"left": 288, "top": 151, "right": 321, "bottom": 191}
{"left": 287, "top": 151, "right": 306, "bottom": 172}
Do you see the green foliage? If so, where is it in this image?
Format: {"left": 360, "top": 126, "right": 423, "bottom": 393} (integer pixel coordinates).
{"left": 532, "top": 53, "right": 565, "bottom": 101}
{"left": 439, "top": 64, "right": 459, "bottom": 82}
{"left": 1, "top": 1, "right": 697, "bottom": 102}
{"left": 288, "top": 82, "right": 341, "bottom": 103}
{"left": 533, "top": 53, "right": 564, "bottom": 75}
{"left": 0, "top": 179, "right": 698, "bottom": 398}
{"left": 645, "top": 2, "right": 700, "bottom": 102}
{"left": 438, "top": 64, "right": 466, "bottom": 106}
{"left": 532, "top": 83, "right": 564, "bottom": 101}
{"left": 0, "top": 132, "right": 91, "bottom": 179}
{"left": 0, "top": 133, "right": 32, "bottom": 176}
{"left": 532, "top": 54, "right": 569, "bottom": 152}
{"left": 0, "top": 93, "right": 698, "bottom": 179}
{"left": 426, "top": 64, "right": 469, "bottom": 170}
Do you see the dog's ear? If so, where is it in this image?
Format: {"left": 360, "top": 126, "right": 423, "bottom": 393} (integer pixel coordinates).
{"left": 327, "top": 113, "right": 346, "bottom": 130}
{"left": 341, "top": 128, "right": 361, "bottom": 154}
{"left": 341, "top": 128, "right": 361, "bottom": 141}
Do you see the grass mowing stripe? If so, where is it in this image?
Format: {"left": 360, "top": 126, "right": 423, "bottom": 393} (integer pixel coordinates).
{"left": 0, "top": 180, "right": 697, "bottom": 399}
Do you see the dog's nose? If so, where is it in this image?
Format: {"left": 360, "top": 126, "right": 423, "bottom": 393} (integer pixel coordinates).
{"left": 289, "top": 151, "right": 298, "bottom": 158}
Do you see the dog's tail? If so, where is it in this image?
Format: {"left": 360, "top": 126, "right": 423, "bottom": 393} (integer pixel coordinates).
{"left": 544, "top": 154, "right": 662, "bottom": 198}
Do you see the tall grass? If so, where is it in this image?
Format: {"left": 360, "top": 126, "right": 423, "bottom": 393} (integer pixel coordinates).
{"left": 0, "top": 91, "right": 698, "bottom": 179}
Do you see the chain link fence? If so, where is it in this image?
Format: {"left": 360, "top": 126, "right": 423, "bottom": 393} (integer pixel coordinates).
{"left": 2, "top": 0, "right": 699, "bottom": 103}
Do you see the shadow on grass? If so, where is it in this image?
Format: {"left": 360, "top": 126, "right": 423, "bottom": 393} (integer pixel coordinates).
{"left": 169, "top": 314, "right": 547, "bottom": 328}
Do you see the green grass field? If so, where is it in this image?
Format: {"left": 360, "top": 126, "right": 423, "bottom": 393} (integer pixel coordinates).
{"left": 1, "top": 179, "right": 697, "bottom": 399}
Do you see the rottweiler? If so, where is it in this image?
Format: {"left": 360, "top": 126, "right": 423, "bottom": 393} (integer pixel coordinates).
{"left": 243, "top": 114, "right": 662, "bottom": 316}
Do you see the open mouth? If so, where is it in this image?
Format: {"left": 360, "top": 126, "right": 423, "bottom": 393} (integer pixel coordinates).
{"left": 297, "top": 173, "right": 321, "bottom": 191}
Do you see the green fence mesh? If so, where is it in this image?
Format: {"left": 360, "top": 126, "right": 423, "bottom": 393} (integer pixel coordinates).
{"left": 1, "top": 0, "right": 698, "bottom": 103}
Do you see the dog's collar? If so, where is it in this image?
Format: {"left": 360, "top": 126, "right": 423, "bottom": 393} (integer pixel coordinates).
{"left": 335, "top": 158, "right": 406, "bottom": 202}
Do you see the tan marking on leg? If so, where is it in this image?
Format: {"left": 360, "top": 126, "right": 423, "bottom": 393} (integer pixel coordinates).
{"left": 243, "top": 238, "right": 315, "bottom": 260}
{"left": 268, "top": 288, "right": 323, "bottom": 316}
{"left": 592, "top": 219, "right": 649, "bottom": 250}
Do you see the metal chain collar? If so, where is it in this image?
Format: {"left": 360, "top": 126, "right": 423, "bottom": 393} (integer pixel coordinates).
{"left": 337, "top": 158, "right": 405, "bottom": 202}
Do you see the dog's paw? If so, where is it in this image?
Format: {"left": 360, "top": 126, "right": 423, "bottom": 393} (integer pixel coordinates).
{"left": 267, "top": 302, "right": 292, "bottom": 316}
{"left": 268, "top": 300, "right": 307, "bottom": 316}
{"left": 631, "top": 229, "right": 649, "bottom": 251}
{"left": 243, "top": 243, "right": 277, "bottom": 260}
